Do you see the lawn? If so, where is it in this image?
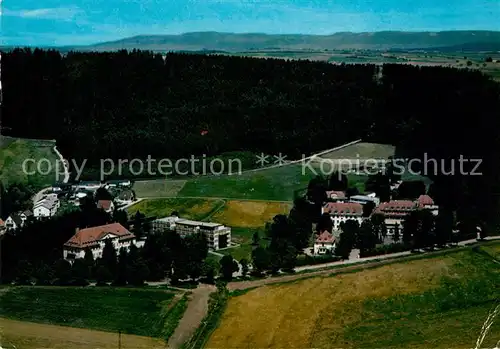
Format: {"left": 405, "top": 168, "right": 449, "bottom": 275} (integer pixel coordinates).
{"left": 0, "top": 317, "right": 165, "bottom": 349}
{"left": 0, "top": 136, "right": 59, "bottom": 188}
{"left": 133, "top": 179, "right": 186, "bottom": 197}
{"left": 0, "top": 287, "right": 182, "bottom": 339}
{"left": 207, "top": 249, "right": 500, "bottom": 349}
{"left": 317, "top": 142, "right": 396, "bottom": 160}
{"left": 178, "top": 163, "right": 367, "bottom": 201}
{"left": 480, "top": 241, "right": 500, "bottom": 260}
{"left": 127, "top": 198, "right": 225, "bottom": 220}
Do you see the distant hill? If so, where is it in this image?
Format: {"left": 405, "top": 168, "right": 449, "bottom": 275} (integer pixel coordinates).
{"left": 52, "top": 30, "right": 500, "bottom": 52}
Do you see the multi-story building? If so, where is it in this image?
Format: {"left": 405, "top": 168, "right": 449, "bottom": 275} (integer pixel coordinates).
{"left": 349, "top": 194, "right": 381, "bottom": 206}
{"left": 372, "top": 200, "right": 417, "bottom": 234}
{"left": 63, "top": 223, "right": 143, "bottom": 262}
{"left": 313, "top": 230, "right": 337, "bottom": 255}
{"left": 151, "top": 216, "right": 231, "bottom": 250}
{"left": 34, "top": 195, "right": 60, "bottom": 218}
{"left": 322, "top": 202, "right": 364, "bottom": 230}
{"left": 416, "top": 195, "right": 439, "bottom": 215}
{"left": 325, "top": 191, "right": 347, "bottom": 202}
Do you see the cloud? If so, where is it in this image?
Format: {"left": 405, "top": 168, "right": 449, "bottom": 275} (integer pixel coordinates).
{"left": 3, "top": 7, "right": 83, "bottom": 21}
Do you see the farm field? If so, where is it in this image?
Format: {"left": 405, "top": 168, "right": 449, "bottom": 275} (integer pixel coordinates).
{"left": 127, "top": 197, "right": 224, "bottom": 221}
{"left": 133, "top": 179, "right": 186, "bottom": 197}
{"left": 207, "top": 249, "right": 500, "bottom": 349}
{"left": 318, "top": 142, "right": 396, "bottom": 160}
{"left": 0, "top": 136, "right": 59, "bottom": 187}
{"left": 210, "top": 200, "right": 292, "bottom": 228}
{"left": 0, "top": 318, "right": 165, "bottom": 349}
{"left": 0, "top": 287, "right": 183, "bottom": 340}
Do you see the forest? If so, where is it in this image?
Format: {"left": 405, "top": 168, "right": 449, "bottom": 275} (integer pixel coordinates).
{"left": 2, "top": 48, "right": 500, "bottom": 229}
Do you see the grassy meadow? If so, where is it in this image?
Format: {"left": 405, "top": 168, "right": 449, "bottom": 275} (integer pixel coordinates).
{"left": 207, "top": 247, "right": 500, "bottom": 349}
{"left": 0, "top": 287, "right": 184, "bottom": 340}
{"left": 0, "top": 136, "right": 59, "bottom": 187}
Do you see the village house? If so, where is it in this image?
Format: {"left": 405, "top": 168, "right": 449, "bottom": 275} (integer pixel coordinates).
{"left": 372, "top": 200, "right": 417, "bottom": 234}
{"left": 325, "top": 191, "right": 347, "bottom": 202}
{"left": 152, "top": 215, "right": 231, "bottom": 250}
{"left": 63, "top": 223, "right": 144, "bottom": 261}
{"left": 5, "top": 214, "right": 23, "bottom": 230}
{"left": 97, "top": 200, "right": 115, "bottom": 213}
{"left": 313, "top": 230, "right": 337, "bottom": 255}
{"left": 322, "top": 202, "right": 364, "bottom": 230}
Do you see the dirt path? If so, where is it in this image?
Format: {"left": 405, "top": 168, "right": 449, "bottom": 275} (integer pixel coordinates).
{"left": 167, "top": 284, "right": 216, "bottom": 349}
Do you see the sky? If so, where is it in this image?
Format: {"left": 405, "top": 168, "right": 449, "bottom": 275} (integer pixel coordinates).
{"left": 2, "top": 0, "right": 500, "bottom": 47}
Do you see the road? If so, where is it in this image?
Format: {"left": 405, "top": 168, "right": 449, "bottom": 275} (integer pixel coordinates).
{"left": 31, "top": 145, "right": 70, "bottom": 204}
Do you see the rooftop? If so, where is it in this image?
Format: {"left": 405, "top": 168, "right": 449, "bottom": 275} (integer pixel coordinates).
{"left": 64, "top": 223, "right": 134, "bottom": 249}
{"left": 176, "top": 219, "right": 223, "bottom": 228}
{"left": 316, "top": 231, "right": 336, "bottom": 244}
{"left": 323, "top": 202, "right": 363, "bottom": 215}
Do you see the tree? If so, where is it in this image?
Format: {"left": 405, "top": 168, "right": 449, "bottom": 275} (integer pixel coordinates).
{"left": 288, "top": 197, "right": 314, "bottom": 249}
{"left": 220, "top": 255, "right": 238, "bottom": 281}
{"left": 335, "top": 232, "right": 353, "bottom": 259}
{"left": 112, "top": 209, "right": 129, "bottom": 228}
{"left": 83, "top": 248, "right": 95, "bottom": 278}
{"left": 467, "top": 60, "right": 473, "bottom": 66}
{"left": 316, "top": 212, "right": 333, "bottom": 233}
{"left": 435, "top": 209, "right": 453, "bottom": 246}
{"left": 357, "top": 221, "right": 377, "bottom": 253}
{"left": 365, "top": 173, "right": 391, "bottom": 202}
{"left": 54, "top": 259, "right": 72, "bottom": 285}
{"left": 252, "top": 246, "right": 270, "bottom": 275}
{"left": 485, "top": 57, "right": 493, "bottom": 63}
{"left": 114, "top": 247, "right": 129, "bottom": 286}
{"left": 345, "top": 187, "right": 359, "bottom": 198}
{"left": 202, "top": 257, "right": 219, "bottom": 284}
{"left": 252, "top": 230, "right": 260, "bottom": 246}
{"left": 393, "top": 225, "right": 401, "bottom": 243}
{"left": 363, "top": 201, "right": 376, "bottom": 217}
{"left": 33, "top": 261, "right": 54, "bottom": 285}
{"left": 171, "top": 211, "right": 179, "bottom": 216}
{"left": 328, "top": 172, "right": 348, "bottom": 191}
{"left": 307, "top": 175, "right": 328, "bottom": 211}
{"left": 184, "top": 232, "right": 208, "bottom": 281}
{"left": 240, "top": 258, "right": 249, "bottom": 277}
{"left": 95, "top": 265, "right": 112, "bottom": 286}
{"left": 95, "top": 187, "right": 113, "bottom": 201}
{"left": 101, "top": 239, "right": 117, "bottom": 275}
{"left": 371, "top": 213, "right": 386, "bottom": 242}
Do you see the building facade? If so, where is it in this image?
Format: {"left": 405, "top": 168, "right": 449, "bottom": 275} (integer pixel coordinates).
{"left": 372, "top": 200, "right": 417, "bottom": 234}
{"left": 63, "top": 223, "right": 142, "bottom": 261}
{"left": 322, "top": 202, "right": 364, "bottom": 230}
{"left": 314, "top": 231, "right": 337, "bottom": 255}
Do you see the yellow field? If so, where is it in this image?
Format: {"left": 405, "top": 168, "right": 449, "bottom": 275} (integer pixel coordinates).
{"left": 210, "top": 200, "right": 292, "bottom": 228}
{"left": 207, "top": 252, "right": 499, "bottom": 349}
{"left": 0, "top": 318, "right": 165, "bottom": 349}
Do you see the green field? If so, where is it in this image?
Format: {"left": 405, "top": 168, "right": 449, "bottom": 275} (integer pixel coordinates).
{"left": 0, "top": 287, "right": 184, "bottom": 339}
{"left": 133, "top": 179, "right": 187, "bottom": 197}
{"left": 127, "top": 197, "right": 225, "bottom": 220}
{"left": 208, "top": 246, "right": 500, "bottom": 348}
{"left": 0, "top": 136, "right": 59, "bottom": 187}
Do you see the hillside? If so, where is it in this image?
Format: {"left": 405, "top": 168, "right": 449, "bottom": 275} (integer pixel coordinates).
{"left": 56, "top": 30, "right": 500, "bottom": 52}
{"left": 0, "top": 136, "right": 59, "bottom": 188}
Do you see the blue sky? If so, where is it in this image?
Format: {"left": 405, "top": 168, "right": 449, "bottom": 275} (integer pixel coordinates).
{"left": 2, "top": 0, "right": 499, "bottom": 46}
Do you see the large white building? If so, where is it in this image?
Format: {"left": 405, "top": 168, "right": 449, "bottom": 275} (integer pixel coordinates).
{"left": 322, "top": 202, "right": 364, "bottom": 230}
{"left": 372, "top": 200, "right": 417, "bottom": 234}
{"left": 349, "top": 194, "right": 381, "bottom": 206}
{"left": 34, "top": 194, "right": 60, "bottom": 218}
{"left": 63, "top": 223, "right": 144, "bottom": 261}
{"left": 152, "top": 216, "right": 231, "bottom": 250}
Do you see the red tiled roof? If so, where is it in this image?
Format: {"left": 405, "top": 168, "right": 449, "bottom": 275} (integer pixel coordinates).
{"left": 326, "top": 191, "right": 346, "bottom": 199}
{"left": 373, "top": 200, "right": 417, "bottom": 216}
{"left": 0, "top": 219, "right": 4, "bottom": 226}
{"left": 323, "top": 202, "right": 363, "bottom": 216}
{"left": 417, "top": 195, "right": 434, "bottom": 208}
{"left": 97, "top": 200, "right": 113, "bottom": 210}
{"left": 64, "top": 223, "right": 134, "bottom": 249}
{"left": 316, "top": 231, "right": 336, "bottom": 243}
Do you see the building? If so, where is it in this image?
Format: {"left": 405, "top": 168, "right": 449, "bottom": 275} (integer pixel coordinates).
{"left": 75, "top": 181, "right": 102, "bottom": 191}
{"left": 349, "top": 194, "right": 381, "bottom": 206}
{"left": 5, "top": 214, "right": 23, "bottom": 230}
{"left": 105, "top": 179, "right": 132, "bottom": 189}
{"left": 152, "top": 216, "right": 231, "bottom": 250}
{"left": 0, "top": 219, "right": 5, "bottom": 232}
{"left": 63, "top": 223, "right": 143, "bottom": 261}
{"left": 52, "top": 182, "right": 72, "bottom": 193}
{"left": 416, "top": 195, "right": 439, "bottom": 215}
{"left": 322, "top": 202, "right": 364, "bottom": 230}
{"left": 115, "top": 189, "right": 135, "bottom": 204}
{"left": 34, "top": 195, "right": 60, "bottom": 218}
{"left": 372, "top": 200, "right": 417, "bottom": 234}
{"left": 97, "top": 200, "right": 115, "bottom": 213}
{"left": 313, "top": 230, "right": 337, "bottom": 255}
{"left": 325, "top": 191, "right": 347, "bottom": 202}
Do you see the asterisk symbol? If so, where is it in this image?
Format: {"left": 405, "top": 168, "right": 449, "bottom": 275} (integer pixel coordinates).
{"left": 274, "top": 153, "right": 287, "bottom": 165}
{"left": 256, "top": 153, "right": 269, "bottom": 167}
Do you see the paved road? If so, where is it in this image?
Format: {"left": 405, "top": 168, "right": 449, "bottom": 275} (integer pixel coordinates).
{"left": 31, "top": 145, "right": 70, "bottom": 204}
